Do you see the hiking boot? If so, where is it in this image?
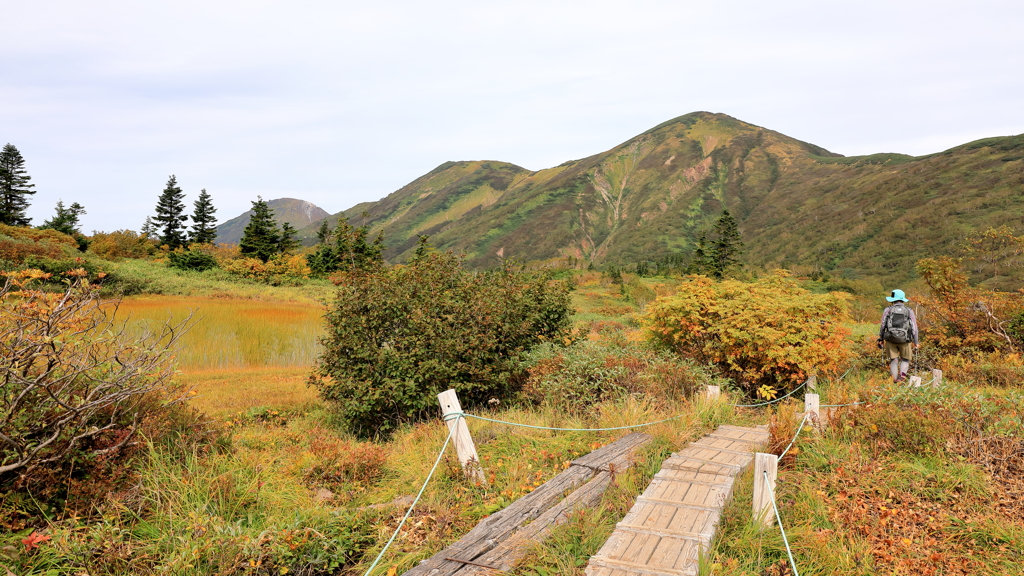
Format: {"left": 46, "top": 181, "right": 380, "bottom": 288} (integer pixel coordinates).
{"left": 897, "top": 372, "right": 908, "bottom": 382}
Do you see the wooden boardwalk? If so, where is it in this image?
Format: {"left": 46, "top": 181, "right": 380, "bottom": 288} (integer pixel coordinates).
{"left": 585, "top": 424, "right": 769, "bottom": 576}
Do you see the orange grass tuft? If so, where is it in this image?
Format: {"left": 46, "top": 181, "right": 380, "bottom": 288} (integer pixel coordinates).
{"left": 177, "top": 366, "right": 320, "bottom": 418}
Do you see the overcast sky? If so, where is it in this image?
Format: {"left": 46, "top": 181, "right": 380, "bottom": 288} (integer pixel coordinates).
{"left": 3, "top": 0, "right": 1022, "bottom": 233}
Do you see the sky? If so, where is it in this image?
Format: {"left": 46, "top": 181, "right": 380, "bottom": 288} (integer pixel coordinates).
{"left": 3, "top": 0, "right": 1022, "bottom": 233}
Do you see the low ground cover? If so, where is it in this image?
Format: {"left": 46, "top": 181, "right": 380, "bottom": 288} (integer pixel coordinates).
{"left": 5, "top": 266, "right": 1023, "bottom": 576}
{"left": 708, "top": 377, "right": 1024, "bottom": 576}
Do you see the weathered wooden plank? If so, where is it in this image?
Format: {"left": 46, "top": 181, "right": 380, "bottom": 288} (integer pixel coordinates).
{"left": 587, "top": 425, "right": 766, "bottom": 576}
{"left": 404, "top": 432, "right": 652, "bottom": 576}
{"left": 589, "top": 553, "right": 700, "bottom": 569}
{"left": 586, "top": 557, "right": 696, "bottom": 576}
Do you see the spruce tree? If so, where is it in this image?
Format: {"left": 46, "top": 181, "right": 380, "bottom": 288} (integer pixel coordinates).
{"left": 239, "top": 196, "right": 280, "bottom": 262}
{"left": 710, "top": 209, "right": 743, "bottom": 278}
{"left": 278, "top": 222, "right": 300, "bottom": 254}
{"left": 0, "top": 143, "right": 36, "bottom": 226}
{"left": 315, "top": 220, "right": 332, "bottom": 243}
{"left": 189, "top": 188, "right": 218, "bottom": 245}
{"left": 141, "top": 216, "right": 157, "bottom": 237}
{"left": 688, "top": 234, "right": 712, "bottom": 275}
{"left": 153, "top": 175, "right": 189, "bottom": 249}
{"left": 39, "top": 200, "right": 86, "bottom": 236}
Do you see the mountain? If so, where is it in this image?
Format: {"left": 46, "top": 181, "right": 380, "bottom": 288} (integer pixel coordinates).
{"left": 302, "top": 112, "right": 1024, "bottom": 285}
{"left": 216, "top": 198, "right": 330, "bottom": 245}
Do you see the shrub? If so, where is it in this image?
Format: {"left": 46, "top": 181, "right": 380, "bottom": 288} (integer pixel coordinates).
{"left": 641, "top": 272, "right": 852, "bottom": 395}
{"left": 522, "top": 339, "right": 707, "bottom": 412}
{"left": 221, "top": 254, "right": 312, "bottom": 284}
{"left": 88, "top": 229, "right": 158, "bottom": 259}
{"left": 0, "top": 269, "right": 192, "bottom": 492}
{"left": 916, "top": 256, "right": 1023, "bottom": 352}
{"left": 0, "top": 223, "right": 77, "bottom": 264}
{"left": 310, "top": 252, "right": 573, "bottom": 436}
{"left": 167, "top": 246, "right": 219, "bottom": 271}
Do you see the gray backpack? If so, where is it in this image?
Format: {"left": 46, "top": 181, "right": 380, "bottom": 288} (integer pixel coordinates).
{"left": 884, "top": 303, "right": 912, "bottom": 344}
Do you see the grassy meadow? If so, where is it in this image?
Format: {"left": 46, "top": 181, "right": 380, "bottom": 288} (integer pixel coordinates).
{"left": 7, "top": 269, "right": 1024, "bottom": 576}
{"left": 111, "top": 295, "right": 327, "bottom": 418}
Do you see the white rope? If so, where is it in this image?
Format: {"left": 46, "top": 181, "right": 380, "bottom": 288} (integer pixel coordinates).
{"left": 362, "top": 416, "right": 459, "bottom": 576}
{"left": 764, "top": 470, "right": 800, "bottom": 576}
{"left": 778, "top": 413, "right": 809, "bottom": 460}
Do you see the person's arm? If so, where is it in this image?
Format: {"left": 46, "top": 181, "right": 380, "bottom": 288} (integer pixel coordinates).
{"left": 878, "top": 307, "right": 889, "bottom": 341}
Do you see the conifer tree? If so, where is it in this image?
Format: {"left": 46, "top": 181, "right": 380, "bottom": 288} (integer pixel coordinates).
{"left": 239, "top": 196, "right": 280, "bottom": 262}
{"left": 710, "top": 209, "right": 743, "bottom": 278}
{"left": 315, "top": 220, "right": 332, "bottom": 243}
{"left": 688, "top": 210, "right": 744, "bottom": 279}
{"left": 0, "top": 143, "right": 36, "bottom": 226}
{"left": 153, "top": 175, "right": 189, "bottom": 249}
{"left": 411, "top": 235, "right": 432, "bottom": 263}
{"left": 334, "top": 217, "right": 353, "bottom": 270}
{"left": 141, "top": 216, "right": 157, "bottom": 237}
{"left": 688, "top": 234, "right": 712, "bottom": 275}
{"left": 38, "top": 200, "right": 86, "bottom": 236}
{"left": 278, "top": 222, "right": 300, "bottom": 254}
{"left": 189, "top": 188, "right": 218, "bottom": 244}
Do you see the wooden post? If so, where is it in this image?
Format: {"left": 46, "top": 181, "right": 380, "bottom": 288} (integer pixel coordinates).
{"left": 752, "top": 452, "right": 778, "bottom": 527}
{"left": 705, "top": 385, "right": 720, "bottom": 399}
{"left": 908, "top": 375, "right": 923, "bottom": 388}
{"left": 438, "top": 389, "right": 487, "bottom": 485}
{"left": 806, "top": 373, "right": 817, "bottom": 393}
{"left": 804, "top": 393, "right": 819, "bottom": 426}
{"left": 932, "top": 369, "right": 943, "bottom": 387}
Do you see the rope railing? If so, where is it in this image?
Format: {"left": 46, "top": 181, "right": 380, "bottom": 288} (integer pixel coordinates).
{"left": 764, "top": 470, "right": 801, "bottom": 576}
{"left": 361, "top": 415, "right": 460, "bottom": 576}
{"left": 778, "top": 413, "right": 809, "bottom": 460}
{"left": 358, "top": 365, "right": 947, "bottom": 574}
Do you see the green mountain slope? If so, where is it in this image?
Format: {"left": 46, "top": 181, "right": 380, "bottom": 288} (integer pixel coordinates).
{"left": 304, "top": 112, "right": 1024, "bottom": 283}
{"left": 216, "top": 198, "right": 330, "bottom": 245}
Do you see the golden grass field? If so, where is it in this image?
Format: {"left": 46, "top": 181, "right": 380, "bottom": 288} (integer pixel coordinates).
{"left": 114, "top": 296, "right": 327, "bottom": 417}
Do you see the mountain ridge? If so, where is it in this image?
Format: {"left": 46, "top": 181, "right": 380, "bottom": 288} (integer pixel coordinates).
{"left": 215, "top": 198, "right": 329, "bottom": 245}
{"left": 298, "top": 112, "right": 1024, "bottom": 285}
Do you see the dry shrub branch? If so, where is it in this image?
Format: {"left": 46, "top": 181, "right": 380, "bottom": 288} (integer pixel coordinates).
{"left": 0, "top": 268, "right": 192, "bottom": 485}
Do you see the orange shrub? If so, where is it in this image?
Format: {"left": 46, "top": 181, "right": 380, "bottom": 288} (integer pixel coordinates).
{"left": 642, "top": 272, "right": 852, "bottom": 394}
{"left": 221, "top": 254, "right": 311, "bottom": 284}
{"left": 0, "top": 223, "right": 77, "bottom": 263}
{"left": 88, "top": 230, "right": 158, "bottom": 259}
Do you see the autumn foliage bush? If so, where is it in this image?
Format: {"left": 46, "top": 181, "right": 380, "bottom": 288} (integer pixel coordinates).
{"left": 916, "top": 256, "right": 1024, "bottom": 385}
{"left": 0, "top": 223, "right": 78, "bottom": 264}
{"left": 0, "top": 269, "right": 193, "bottom": 497}
{"left": 311, "top": 251, "right": 573, "bottom": 436}
{"left": 221, "top": 254, "right": 312, "bottom": 284}
{"left": 642, "top": 273, "right": 852, "bottom": 395}
{"left": 88, "top": 229, "right": 158, "bottom": 259}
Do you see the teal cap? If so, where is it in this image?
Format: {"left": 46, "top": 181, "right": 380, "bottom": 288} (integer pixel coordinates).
{"left": 886, "top": 289, "right": 908, "bottom": 303}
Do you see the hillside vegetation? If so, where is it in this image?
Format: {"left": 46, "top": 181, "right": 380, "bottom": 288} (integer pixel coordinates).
{"left": 302, "top": 113, "right": 1024, "bottom": 285}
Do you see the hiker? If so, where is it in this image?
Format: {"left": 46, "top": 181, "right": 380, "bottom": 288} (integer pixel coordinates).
{"left": 877, "top": 289, "right": 919, "bottom": 382}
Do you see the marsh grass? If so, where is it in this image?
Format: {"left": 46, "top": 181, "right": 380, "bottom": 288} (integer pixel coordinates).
{"left": 113, "top": 296, "right": 325, "bottom": 371}
{"left": 176, "top": 367, "right": 320, "bottom": 418}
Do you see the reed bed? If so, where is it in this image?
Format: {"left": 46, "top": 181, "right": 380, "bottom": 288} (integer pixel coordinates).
{"left": 112, "top": 296, "right": 326, "bottom": 371}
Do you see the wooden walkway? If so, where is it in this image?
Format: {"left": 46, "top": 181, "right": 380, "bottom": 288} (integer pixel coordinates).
{"left": 585, "top": 424, "right": 769, "bottom": 576}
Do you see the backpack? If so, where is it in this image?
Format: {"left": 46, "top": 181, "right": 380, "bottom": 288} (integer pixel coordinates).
{"left": 884, "top": 303, "right": 912, "bottom": 344}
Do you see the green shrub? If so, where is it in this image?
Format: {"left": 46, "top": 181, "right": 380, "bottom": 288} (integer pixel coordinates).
{"left": 310, "top": 252, "right": 573, "bottom": 437}
{"left": 167, "top": 246, "right": 219, "bottom": 271}
{"left": 522, "top": 340, "right": 707, "bottom": 412}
